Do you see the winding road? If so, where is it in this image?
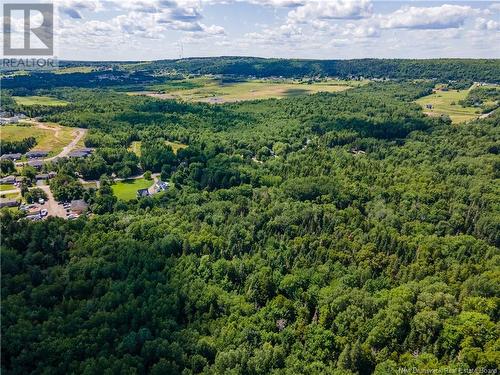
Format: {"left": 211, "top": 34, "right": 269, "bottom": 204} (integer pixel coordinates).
{"left": 15, "top": 120, "right": 87, "bottom": 166}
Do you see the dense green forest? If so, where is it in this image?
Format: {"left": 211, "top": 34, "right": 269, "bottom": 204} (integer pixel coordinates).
{"left": 1, "top": 74, "right": 499, "bottom": 374}
{"left": 147, "top": 57, "right": 500, "bottom": 82}
{"left": 2, "top": 58, "right": 500, "bottom": 92}
{"left": 0, "top": 136, "right": 37, "bottom": 155}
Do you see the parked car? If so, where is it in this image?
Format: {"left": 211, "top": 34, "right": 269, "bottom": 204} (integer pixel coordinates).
{"left": 41, "top": 209, "right": 48, "bottom": 217}
{"left": 38, "top": 198, "right": 45, "bottom": 204}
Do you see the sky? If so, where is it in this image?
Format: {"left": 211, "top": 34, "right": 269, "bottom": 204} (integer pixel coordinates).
{"left": 3, "top": 0, "right": 500, "bottom": 60}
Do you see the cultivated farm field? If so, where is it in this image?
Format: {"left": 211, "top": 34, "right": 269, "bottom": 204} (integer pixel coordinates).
{"left": 415, "top": 86, "right": 481, "bottom": 123}
{"left": 130, "top": 77, "right": 365, "bottom": 103}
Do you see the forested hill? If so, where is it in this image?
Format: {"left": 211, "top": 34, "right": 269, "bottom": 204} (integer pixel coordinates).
{"left": 2, "top": 79, "right": 500, "bottom": 374}
{"left": 147, "top": 57, "right": 500, "bottom": 82}
{"left": 3, "top": 58, "right": 499, "bottom": 92}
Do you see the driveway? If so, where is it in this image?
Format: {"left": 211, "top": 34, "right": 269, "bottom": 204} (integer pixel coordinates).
{"left": 15, "top": 120, "right": 87, "bottom": 166}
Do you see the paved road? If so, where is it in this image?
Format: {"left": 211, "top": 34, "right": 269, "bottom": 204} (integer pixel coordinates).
{"left": 15, "top": 120, "right": 87, "bottom": 166}
{"left": 479, "top": 108, "right": 497, "bottom": 119}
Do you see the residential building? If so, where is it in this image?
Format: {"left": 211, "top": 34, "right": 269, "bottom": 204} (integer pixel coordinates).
{"left": 26, "top": 150, "right": 49, "bottom": 159}
{"left": 71, "top": 200, "right": 88, "bottom": 214}
{"left": 137, "top": 188, "right": 150, "bottom": 198}
{"left": 0, "top": 176, "right": 16, "bottom": 184}
{"left": 1, "top": 153, "right": 22, "bottom": 161}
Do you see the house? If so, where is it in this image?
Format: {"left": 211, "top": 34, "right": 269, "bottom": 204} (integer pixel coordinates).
{"left": 28, "top": 160, "right": 44, "bottom": 169}
{"left": 35, "top": 172, "right": 56, "bottom": 181}
{"left": 154, "top": 181, "right": 169, "bottom": 192}
{"left": 26, "top": 150, "right": 49, "bottom": 159}
{"left": 0, "top": 116, "right": 19, "bottom": 124}
{"left": 350, "top": 148, "right": 366, "bottom": 156}
{"left": 70, "top": 199, "right": 88, "bottom": 214}
{"left": 78, "top": 147, "right": 94, "bottom": 153}
{"left": 1, "top": 153, "right": 22, "bottom": 161}
{"left": 0, "top": 199, "right": 19, "bottom": 208}
{"left": 68, "top": 148, "right": 93, "bottom": 158}
{"left": 35, "top": 174, "right": 50, "bottom": 180}
{"left": 137, "top": 188, "right": 150, "bottom": 198}
{"left": 15, "top": 176, "right": 28, "bottom": 184}
{"left": 0, "top": 176, "right": 16, "bottom": 184}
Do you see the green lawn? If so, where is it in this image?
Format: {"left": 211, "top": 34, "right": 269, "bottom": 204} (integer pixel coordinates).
{"left": 1, "top": 192, "right": 20, "bottom": 199}
{"left": 12, "top": 96, "right": 69, "bottom": 106}
{"left": 0, "top": 184, "right": 16, "bottom": 192}
{"left": 415, "top": 86, "right": 481, "bottom": 124}
{"left": 128, "top": 140, "right": 187, "bottom": 156}
{"left": 112, "top": 178, "right": 153, "bottom": 201}
{"left": 130, "top": 77, "right": 365, "bottom": 103}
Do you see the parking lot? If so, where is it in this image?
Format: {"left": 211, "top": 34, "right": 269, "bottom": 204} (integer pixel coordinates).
{"left": 20, "top": 185, "right": 82, "bottom": 221}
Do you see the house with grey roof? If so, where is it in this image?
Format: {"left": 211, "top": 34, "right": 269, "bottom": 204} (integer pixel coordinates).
{"left": 137, "top": 188, "right": 150, "bottom": 198}
{"left": 1, "top": 153, "right": 22, "bottom": 161}
{"left": 26, "top": 150, "right": 49, "bottom": 159}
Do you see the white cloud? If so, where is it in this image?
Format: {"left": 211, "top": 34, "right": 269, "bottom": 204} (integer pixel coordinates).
{"left": 475, "top": 17, "right": 500, "bottom": 31}
{"left": 245, "top": 22, "right": 304, "bottom": 44}
{"left": 288, "top": 0, "right": 373, "bottom": 23}
{"left": 48, "top": 0, "right": 499, "bottom": 60}
{"left": 379, "top": 5, "right": 475, "bottom": 30}
{"left": 203, "top": 24, "right": 226, "bottom": 35}
{"left": 57, "top": 0, "right": 101, "bottom": 18}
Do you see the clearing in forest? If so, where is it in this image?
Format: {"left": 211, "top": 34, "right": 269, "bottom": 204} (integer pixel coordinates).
{"left": 128, "top": 141, "right": 188, "bottom": 156}
{"left": 415, "top": 86, "right": 482, "bottom": 124}
{"left": 129, "top": 77, "right": 365, "bottom": 103}
{"left": 12, "top": 96, "right": 69, "bottom": 106}
{"left": 112, "top": 178, "right": 153, "bottom": 201}
{"left": 1, "top": 123, "right": 80, "bottom": 156}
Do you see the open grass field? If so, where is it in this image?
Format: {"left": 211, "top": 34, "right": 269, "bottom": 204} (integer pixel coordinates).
{"left": 0, "top": 184, "right": 15, "bottom": 192}
{"left": 54, "top": 66, "right": 94, "bottom": 74}
{"left": 128, "top": 141, "right": 142, "bottom": 157}
{"left": 165, "top": 141, "right": 188, "bottom": 154}
{"left": 130, "top": 77, "right": 365, "bottom": 103}
{"left": 1, "top": 192, "right": 20, "bottom": 200}
{"left": 112, "top": 178, "right": 153, "bottom": 201}
{"left": 12, "top": 96, "right": 69, "bottom": 106}
{"left": 128, "top": 141, "right": 187, "bottom": 156}
{"left": 1, "top": 123, "right": 77, "bottom": 156}
{"left": 415, "top": 86, "right": 481, "bottom": 124}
